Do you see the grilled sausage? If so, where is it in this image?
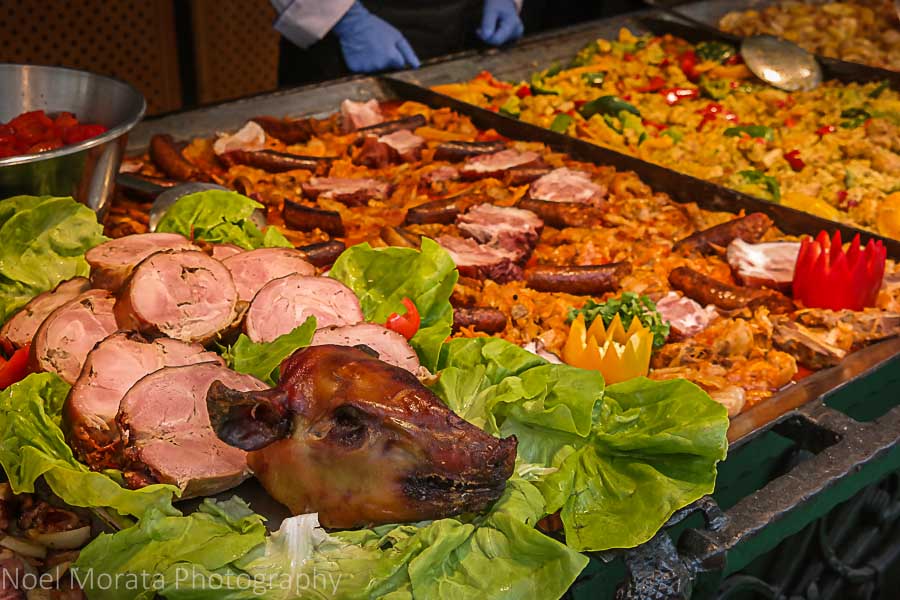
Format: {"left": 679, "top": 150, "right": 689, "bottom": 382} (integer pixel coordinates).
{"left": 356, "top": 114, "right": 427, "bottom": 138}
{"left": 253, "top": 115, "right": 315, "bottom": 144}
{"left": 452, "top": 307, "right": 508, "bottom": 333}
{"left": 674, "top": 212, "right": 773, "bottom": 255}
{"left": 668, "top": 266, "right": 794, "bottom": 313}
{"left": 298, "top": 240, "right": 346, "bottom": 268}
{"left": 405, "top": 198, "right": 464, "bottom": 225}
{"left": 516, "top": 198, "right": 604, "bottom": 228}
{"left": 379, "top": 226, "right": 421, "bottom": 248}
{"left": 115, "top": 173, "right": 179, "bottom": 202}
{"left": 149, "top": 134, "right": 206, "bottom": 181}
{"left": 221, "top": 149, "right": 332, "bottom": 173}
{"left": 283, "top": 200, "right": 345, "bottom": 236}
{"left": 525, "top": 262, "right": 631, "bottom": 295}
{"left": 433, "top": 141, "right": 507, "bottom": 162}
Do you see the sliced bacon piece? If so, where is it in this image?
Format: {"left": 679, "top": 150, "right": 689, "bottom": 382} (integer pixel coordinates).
{"left": 340, "top": 99, "right": 383, "bottom": 133}
{"left": 655, "top": 292, "right": 719, "bottom": 341}
{"left": 29, "top": 290, "right": 118, "bottom": 384}
{"left": 356, "top": 114, "right": 426, "bottom": 137}
{"left": 674, "top": 213, "right": 773, "bottom": 255}
{"left": 457, "top": 204, "right": 543, "bottom": 263}
{"left": 64, "top": 332, "right": 222, "bottom": 468}
{"left": 726, "top": 239, "right": 800, "bottom": 292}
{"left": 354, "top": 136, "right": 392, "bottom": 169}
{"left": 301, "top": 177, "right": 392, "bottom": 207}
{"left": 433, "top": 140, "right": 507, "bottom": 162}
{"left": 0, "top": 277, "right": 90, "bottom": 354}
{"left": 86, "top": 233, "right": 196, "bottom": 292}
{"left": 378, "top": 130, "right": 425, "bottom": 162}
{"left": 506, "top": 167, "right": 552, "bottom": 186}
{"left": 222, "top": 248, "right": 316, "bottom": 303}
{"left": 115, "top": 250, "right": 239, "bottom": 344}
{"left": 459, "top": 149, "right": 542, "bottom": 180}
{"left": 525, "top": 263, "right": 631, "bottom": 295}
{"left": 435, "top": 235, "right": 523, "bottom": 283}
{"left": 212, "top": 121, "right": 266, "bottom": 156}
{"left": 310, "top": 323, "right": 420, "bottom": 373}
{"left": 529, "top": 168, "right": 607, "bottom": 205}
{"left": 420, "top": 165, "right": 459, "bottom": 185}
{"left": 117, "top": 362, "right": 266, "bottom": 498}
{"left": 244, "top": 274, "right": 363, "bottom": 343}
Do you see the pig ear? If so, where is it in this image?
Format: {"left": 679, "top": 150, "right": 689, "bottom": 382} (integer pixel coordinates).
{"left": 207, "top": 381, "right": 291, "bottom": 451}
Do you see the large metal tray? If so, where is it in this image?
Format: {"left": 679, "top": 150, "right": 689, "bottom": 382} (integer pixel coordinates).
{"left": 127, "top": 64, "right": 900, "bottom": 450}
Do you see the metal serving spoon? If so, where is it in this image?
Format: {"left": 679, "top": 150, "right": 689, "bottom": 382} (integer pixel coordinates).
{"left": 642, "top": 0, "right": 823, "bottom": 92}
{"left": 115, "top": 174, "right": 267, "bottom": 232}
{"left": 740, "top": 35, "right": 823, "bottom": 92}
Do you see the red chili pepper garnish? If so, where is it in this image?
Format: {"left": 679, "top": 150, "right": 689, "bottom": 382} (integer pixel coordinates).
{"left": 385, "top": 298, "right": 421, "bottom": 340}
{"left": 678, "top": 50, "right": 700, "bottom": 82}
{"left": 636, "top": 76, "right": 666, "bottom": 93}
{"left": 792, "top": 231, "right": 886, "bottom": 311}
{"left": 661, "top": 87, "right": 699, "bottom": 105}
{"left": 0, "top": 344, "right": 32, "bottom": 390}
{"left": 695, "top": 103, "right": 738, "bottom": 131}
{"left": 515, "top": 85, "right": 532, "bottom": 98}
{"left": 784, "top": 149, "right": 805, "bottom": 171}
{"left": 816, "top": 125, "right": 837, "bottom": 136}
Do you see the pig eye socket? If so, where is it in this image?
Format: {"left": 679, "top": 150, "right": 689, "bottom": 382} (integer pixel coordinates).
{"left": 329, "top": 405, "right": 368, "bottom": 448}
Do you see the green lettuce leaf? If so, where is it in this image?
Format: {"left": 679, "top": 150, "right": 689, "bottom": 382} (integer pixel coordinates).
{"left": 433, "top": 338, "right": 729, "bottom": 552}
{"left": 156, "top": 190, "right": 291, "bottom": 250}
{"left": 0, "top": 195, "right": 107, "bottom": 324}
{"left": 73, "top": 498, "right": 266, "bottom": 600}
{"left": 330, "top": 239, "right": 458, "bottom": 371}
{"left": 77, "top": 480, "right": 586, "bottom": 600}
{"left": 0, "top": 374, "right": 178, "bottom": 521}
{"left": 223, "top": 318, "right": 317, "bottom": 386}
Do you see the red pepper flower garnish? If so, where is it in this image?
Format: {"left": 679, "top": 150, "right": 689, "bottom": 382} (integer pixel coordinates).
{"left": 784, "top": 149, "right": 805, "bottom": 171}
{"left": 385, "top": 297, "right": 421, "bottom": 340}
{"left": 792, "top": 231, "right": 886, "bottom": 311}
{"left": 636, "top": 76, "right": 666, "bottom": 93}
{"left": 661, "top": 87, "right": 699, "bottom": 105}
{"left": 816, "top": 125, "right": 837, "bottom": 137}
{"left": 0, "top": 344, "right": 32, "bottom": 390}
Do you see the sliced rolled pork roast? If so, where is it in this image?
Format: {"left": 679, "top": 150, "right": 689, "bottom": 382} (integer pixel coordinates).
{"left": 118, "top": 362, "right": 267, "bottom": 498}
{"left": 64, "top": 332, "right": 222, "bottom": 468}
{"left": 0, "top": 277, "right": 90, "bottom": 354}
{"left": 221, "top": 247, "right": 315, "bottom": 303}
{"left": 85, "top": 232, "right": 196, "bottom": 292}
{"left": 206, "top": 344, "right": 517, "bottom": 528}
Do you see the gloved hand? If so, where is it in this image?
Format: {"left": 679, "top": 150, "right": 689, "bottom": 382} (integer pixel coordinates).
{"left": 333, "top": 1, "right": 421, "bottom": 73}
{"left": 477, "top": 0, "right": 524, "bottom": 46}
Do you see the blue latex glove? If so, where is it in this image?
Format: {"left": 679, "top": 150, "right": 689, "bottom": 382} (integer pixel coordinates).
{"left": 333, "top": 2, "right": 421, "bottom": 73}
{"left": 477, "top": 0, "right": 524, "bottom": 46}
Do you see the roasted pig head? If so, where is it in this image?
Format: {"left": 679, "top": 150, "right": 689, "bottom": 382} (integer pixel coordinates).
{"left": 206, "top": 344, "right": 517, "bottom": 528}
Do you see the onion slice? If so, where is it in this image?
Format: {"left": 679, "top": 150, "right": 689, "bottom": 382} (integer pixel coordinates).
{"left": 0, "top": 535, "right": 47, "bottom": 559}
{"left": 26, "top": 526, "right": 91, "bottom": 550}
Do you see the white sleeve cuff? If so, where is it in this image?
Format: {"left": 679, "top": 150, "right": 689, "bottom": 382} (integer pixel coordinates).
{"left": 271, "top": 0, "right": 355, "bottom": 49}
{"left": 513, "top": 0, "right": 523, "bottom": 11}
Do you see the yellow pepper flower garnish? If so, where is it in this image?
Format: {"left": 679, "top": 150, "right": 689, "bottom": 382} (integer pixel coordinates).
{"left": 562, "top": 313, "right": 653, "bottom": 384}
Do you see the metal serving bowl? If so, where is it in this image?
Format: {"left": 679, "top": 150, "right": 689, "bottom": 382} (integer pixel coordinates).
{"left": 0, "top": 64, "right": 146, "bottom": 216}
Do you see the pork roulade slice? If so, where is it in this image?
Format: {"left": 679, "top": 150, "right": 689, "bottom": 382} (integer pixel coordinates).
{"left": 85, "top": 233, "right": 196, "bottom": 291}
{"left": 115, "top": 250, "right": 239, "bottom": 344}
{"left": 244, "top": 274, "right": 363, "bottom": 343}
{"left": 117, "top": 362, "right": 267, "bottom": 498}
{"left": 221, "top": 248, "right": 316, "bottom": 303}
{"left": 0, "top": 277, "right": 90, "bottom": 354}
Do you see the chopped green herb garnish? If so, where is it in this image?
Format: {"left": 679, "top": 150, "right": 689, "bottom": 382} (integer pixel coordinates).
{"left": 568, "top": 292, "right": 670, "bottom": 349}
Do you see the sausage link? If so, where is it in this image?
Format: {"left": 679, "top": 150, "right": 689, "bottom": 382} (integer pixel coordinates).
{"left": 404, "top": 198, "right": 463, "bottom": 225}
{"left": 149, "top": 134, "right": 206, "bottom": 182}
{"left": 222, "top": 149, "right": 332, "bottom": 174}
{"left": 282, "top": 200, "right": 345, "bottom": 237}
{"left": 525, "top": 262, "right": 631, "bottom": 295}
{"left": 668, "top": 266, "right": 793, "bottom": 313}
{"left": 356, "top": 114, "right": 427, "bottom": 138}
{"left": 674, "top": 212, "right": 773, "bottom": 255}
{"left": 298, "top": 240, "right": 346, "bottom": 268}
{"left": 379, "top": 226, "right": 420, "bottom": 248}
{"left": 452, "top": 307, "right": 508, "bottom": 333}
{"left": 433, "top": 141, "right": 507, "bottom": 162}
{"left": 517, "top": 198, "right": 604, "bottom": 228}
{"left": 253, "top": 116, "right": 315, "bottom": 144}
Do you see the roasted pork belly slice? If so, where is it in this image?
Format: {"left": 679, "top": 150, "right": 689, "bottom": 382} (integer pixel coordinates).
{"left": 434, "top": 235, "right": 523, "bottom": 283}
{"left": 528, "top": 168, "right": 607, "bottom": 205}
{"left": 456, "top": 203, "right": 543, "bottom": 263}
